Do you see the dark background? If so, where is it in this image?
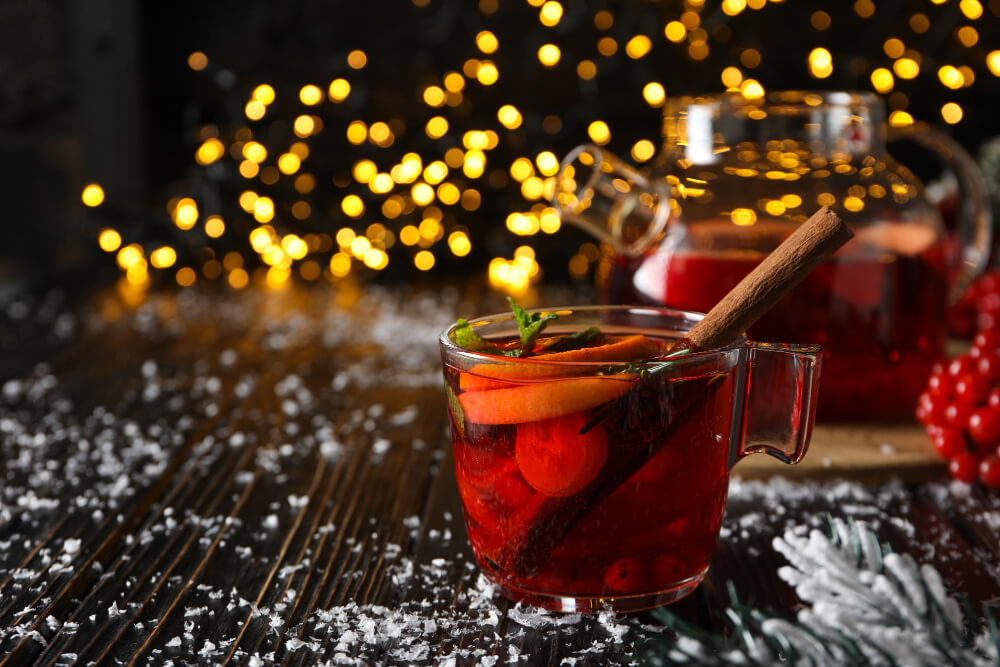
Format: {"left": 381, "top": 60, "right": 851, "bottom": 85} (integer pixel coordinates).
{"left": 2, "top": 0, "right": 998, "bottom": 290}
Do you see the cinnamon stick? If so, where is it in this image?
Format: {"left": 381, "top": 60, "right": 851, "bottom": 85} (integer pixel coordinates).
{"left": 493, "top": 206, "right": 851, "bottom": 578}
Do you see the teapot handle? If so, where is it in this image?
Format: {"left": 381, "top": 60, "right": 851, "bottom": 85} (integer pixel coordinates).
{"left": 552, "top": 144, "right": 672, "bottom": 257}
{"left": 888, "top": 123, "right": 992, "bottom": 303}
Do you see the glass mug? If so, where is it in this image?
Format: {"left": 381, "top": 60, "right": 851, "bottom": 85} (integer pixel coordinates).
{"left": 554, "top": 91, "right": 992, "bottom": 421}
{"left": 439, "top": 305, "right": 821, "bottom": 612}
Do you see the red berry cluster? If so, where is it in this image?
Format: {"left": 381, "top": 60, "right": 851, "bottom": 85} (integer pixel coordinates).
{"left": 917, "top": 330, "right": 1000, "bottom": 487}
{"left": 949, "top": 270, "right": 1000, "bottom": 338}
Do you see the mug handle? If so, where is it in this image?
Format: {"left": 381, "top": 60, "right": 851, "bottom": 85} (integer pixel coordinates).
{"left": 888, "top": 123, "right": 993, "bottom": 303}
{"left": 729, "top": 342, "right": 823, "bottom": 469}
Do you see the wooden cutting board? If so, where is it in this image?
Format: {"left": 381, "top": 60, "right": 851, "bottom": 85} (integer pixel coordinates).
{"left": 733, "top": 422, "right": 944, "bottom": 481}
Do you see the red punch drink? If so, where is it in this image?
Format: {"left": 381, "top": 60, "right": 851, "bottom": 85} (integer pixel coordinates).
{"left": 440, "top": 305, "right": 822, "bottom": 612}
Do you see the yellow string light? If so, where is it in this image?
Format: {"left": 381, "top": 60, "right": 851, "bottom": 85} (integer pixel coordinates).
{"left": 941, "top": 102, "right": 963, "bottom": 124}
{"left": 642, "top": 82, "right": 666, "bottom": 106}
{"left": 539, "top": 1, "right": 563, "bottom": 26}
{"left": 98, "top": 228, "right": 121, "bottom": 252}
{"left": 497, "top": 104, "right": 522, "bottom": 129}
{"left": 808, "top": 47, "right": 833, "bottom": 78}
{"left": 187, "top": 52, "right": 208, "bottom": 71}
{"left": 328, "top": 78, "right": 351, "bottom": 102}
{"left": 587, "top": 120, "right": 610, "bottom": 145}
{"left": 625, "top": 35, "right": 652, "bottom": 59}
{"left": 476, "top": 31, "right": 499, "bottom": 54}
{"left": 81, "top": 183, "right": 105, "bottom": 207}
{"left": 538, "top": 44, "right": 561, "bottom": 67}
{"left": 870, "top": 68, "right": 894, "bottom": 93}
{"left": 253, "top": 84, "right": 276, "bottom": 105}
{"left": 664, "top": 21, "right": 686, "bottom": 42}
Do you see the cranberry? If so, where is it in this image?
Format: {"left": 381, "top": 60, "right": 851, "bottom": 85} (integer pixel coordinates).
{"left": 933, "top": 429, "right": 967, "bottom": 458}
{"left": 968, "top": 408, "right": 1000, "bottom": 450}
{"left": 927, "top": 372, "right": 954, "bottom": 398}
{"left": 979, "top": 273, "right": 1000, "bottom": 295}
{"left": 975, "top": 330, "right": 1000, "bottom": 351}
{"left": 979, "top": 455, "right": 1000, "bottom": 488}
{"left": 945, "top": 401, "right": 973, "bottom": 429}
{"left": 651, "top": 554, "right": 687, "bottom": 585}
{"left": 949, "top": 452, "right": 979, "bottom": 483}
{"left": 603, "top": 557, "right": 647, "bottom": 593}
{"left": 949, "top": 357, "right": 977, "bottom": 378}
{"left": 978, "top": 354, "right": 1000, "bottom": 383}
{"left": 931, "top": 360, "right": 947, "bottom": 377}
{"left": 955, "top": 373, "right": 990, "bottom": 405}
{"left": 916, "top": 403, "right": 934, "bottom": 427}
{"left": 979, "top": 291, "right": 1000, "bottom": 313}
{"left": 979, "top": 311, "right": 999, "bottom": 331}
{"left": 916, "top": 393, "right": 947, "bottom": 427}
{"left": 989, "top": 388, "right": 1000, "bottom": 410}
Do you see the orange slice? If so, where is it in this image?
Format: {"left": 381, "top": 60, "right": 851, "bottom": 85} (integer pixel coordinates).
{"left": 459, "top": 334, "right": 660, "bottom": 391}
{"left": 458, "top": 376, "right": 633, "bottom": 425}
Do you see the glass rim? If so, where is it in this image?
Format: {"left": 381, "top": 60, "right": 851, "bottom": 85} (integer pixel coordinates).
{"left": 663, "top": 89, "right": 882, "bottom": 113}
{"left": 439, "top": 304, "right": 744, "bottom": 367}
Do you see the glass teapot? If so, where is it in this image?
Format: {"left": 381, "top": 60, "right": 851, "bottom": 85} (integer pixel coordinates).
{"left": 554, "top": 91, "right": 992, "bottom": 421}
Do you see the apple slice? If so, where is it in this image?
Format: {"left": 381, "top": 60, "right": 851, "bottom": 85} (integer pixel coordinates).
{"left": 458, "top": 376, "right": 633, "bottom": 425}
{"left": 460, "top": 334, "right": 660, "bottom": 391}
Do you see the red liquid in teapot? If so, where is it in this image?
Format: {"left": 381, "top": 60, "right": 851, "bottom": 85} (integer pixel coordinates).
{"left": 605, "top": 225, "right": 949, "bottom": 420}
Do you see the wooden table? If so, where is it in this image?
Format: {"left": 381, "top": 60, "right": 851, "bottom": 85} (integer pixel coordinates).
{"left": 0, "top": 283, "right": 998, "bottom": 665}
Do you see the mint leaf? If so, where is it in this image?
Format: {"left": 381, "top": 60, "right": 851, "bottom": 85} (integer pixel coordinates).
{"left": 508, "top": 298, "right": 535, "bottom": 334}
{"left": 453, "top": 318, "right": 503, "bottom": 353}
{"left": 507, "top": 297, "right": 558, "bottom": 352}
{"left": 520, "top": 314, "right": 558, "bottom": 350}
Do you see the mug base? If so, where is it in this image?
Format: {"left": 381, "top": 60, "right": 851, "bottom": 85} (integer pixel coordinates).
{"left": 490, "top": 567, "right": 708, "bottom": 613}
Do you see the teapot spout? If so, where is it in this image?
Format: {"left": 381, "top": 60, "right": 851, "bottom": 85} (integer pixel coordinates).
{"left": 552, "top": 144, "right": 672, "bottom": 257}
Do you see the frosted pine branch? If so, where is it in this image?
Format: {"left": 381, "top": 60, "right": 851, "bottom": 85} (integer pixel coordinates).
{"left": 643, "top": 518, "right": 1000, "bottom": 666}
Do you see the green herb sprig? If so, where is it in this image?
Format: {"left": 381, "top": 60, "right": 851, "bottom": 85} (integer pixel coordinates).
{"left": 452, "top": 299, "right": 602, "bottom": 357}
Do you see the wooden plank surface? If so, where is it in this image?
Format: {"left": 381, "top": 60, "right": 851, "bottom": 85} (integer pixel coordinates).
{"left": 0, "top": 283, "right": 995, "bottom": 665}
{"left": 735, "top": 422, "right": 943, "bottom": 481}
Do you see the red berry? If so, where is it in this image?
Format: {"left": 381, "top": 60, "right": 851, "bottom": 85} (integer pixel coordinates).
{"left": 651, "top": 554, "right": 687, "bottom": 586}
{"left": 979, "top": 273, "right": 1000, "bottom": 296}
{"left": 988, "top": 388, "right": 1000, "bottom": 409}
{"left": 968, "top": 408, "right": 1000, "bottom": 449}
{"left": 949, "top": 452, "right": 979, "bottom": 483}
{"left": 927, "top": 372, "right": 954, "bottom": 398}
{"left": 931, "top": 360, "right": 947, "bottom": 377}
{"left": 945, "top": 401, "right": 973, "bottom": 429}
{"left": 603, "top": 557, "right": 647, "bottom": 593}
{"left": 979, "top": 455, "right": 1000, "bottom": 488}
{"left": 916, "top": 402, "right": 933, "bottom": 426}
{"left": 918, "top": 395, "right": 948, "bottom": 427}
{"left": 955, "top": 373, "right": 990, "bottom": 405}
{"left": 975, "top": 330, "right": 1000, "bottom": 351}
{"left": 933, "top": 429, "right": 967, "bottom": 458}
{"left": 949, "top": 356, "right": 977, "bottom": 378}
{"left": 978, "top": 311, "right": 999, "bottom": 331}
{"left": 978, "top": 354, "right": 1000, "bottom": 382}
